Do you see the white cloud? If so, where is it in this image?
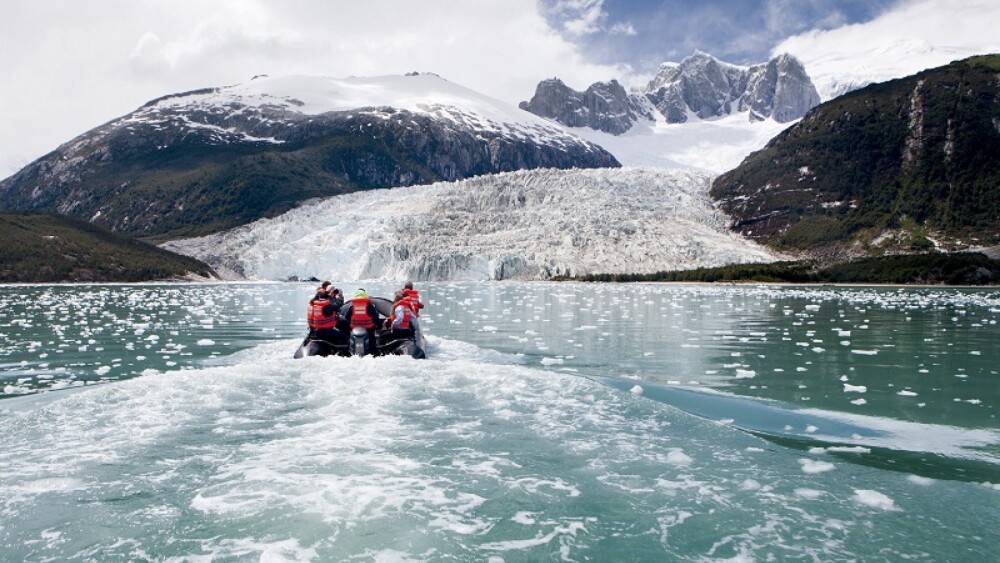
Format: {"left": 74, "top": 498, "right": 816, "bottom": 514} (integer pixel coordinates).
{"left": 608, "top": 22, "right": 638, "bottom": 37}
{"left": 0, "top": 0, "right": 623, "bottom": 179}
{"left": 548, "top": 0, "right": 636, "bottom": 38}
{"left": 773, "top": 0, "right": 1000, "bottom": 99}
{"left": 562, "top": 1, "right": 607, "bottom": 36}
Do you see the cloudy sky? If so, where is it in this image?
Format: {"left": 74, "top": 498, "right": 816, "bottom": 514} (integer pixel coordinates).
{"left": 0, "top": 0, "right": 996, "bottom": 179}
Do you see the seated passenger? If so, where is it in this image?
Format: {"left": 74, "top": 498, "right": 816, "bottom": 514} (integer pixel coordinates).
{"left": 307, "top": 290, "right": 344, "bottom": 343}
{"left": 383, "top": 290, "right": 417, "bottom": 339}
{"left": 343, "top": 289, "right": 381, "bottom": 352}
{"left": 402, "top": 280, "right": 424, "bottom": 317}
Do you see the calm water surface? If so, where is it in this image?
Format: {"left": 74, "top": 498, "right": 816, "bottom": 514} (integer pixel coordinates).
{"left": 1, "top": 282, "right": 997, "bottom": 561}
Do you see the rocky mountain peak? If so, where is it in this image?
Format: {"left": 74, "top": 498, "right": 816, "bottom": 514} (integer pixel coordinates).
{"left": 519, "top": 77, "right": 652, "bottom": 135}
{"left": 521, "top": 51, "right": 821, "bottom": 135}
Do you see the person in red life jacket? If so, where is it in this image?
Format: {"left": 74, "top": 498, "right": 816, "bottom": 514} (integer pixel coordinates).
{"left": 313, "top": 281, "right": 344, "bottom": 309}
{"left": 306, "top": 290, "right": 344, "bottom": 343}
{"left": 402, "top": 280, "right": 424, "bottom": 317}
{"left": 342, "top": 288, "right": 382, "bottom": 351}
{"left": 383, "top": 290, "right": 417, "bottom": 340}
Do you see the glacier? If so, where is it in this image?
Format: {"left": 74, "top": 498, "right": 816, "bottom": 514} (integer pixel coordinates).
{"left": 164, "top": 167, "right": 780, "bottom": 281}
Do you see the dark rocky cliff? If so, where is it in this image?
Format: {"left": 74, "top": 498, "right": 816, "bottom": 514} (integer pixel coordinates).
{"left": 711, "top": 55, "right": 1000, "bottom": 255}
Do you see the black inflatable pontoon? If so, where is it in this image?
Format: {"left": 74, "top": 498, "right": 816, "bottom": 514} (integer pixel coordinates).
{"left": 293, "top": 297, "right": 426, "bottom": 359}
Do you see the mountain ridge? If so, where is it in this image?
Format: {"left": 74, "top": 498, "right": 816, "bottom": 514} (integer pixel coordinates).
{"left": 0, "top": 74, "right": 619, "bottom": 239}
{"left": 520, "top": 51, "right": 820, "bottom": 135}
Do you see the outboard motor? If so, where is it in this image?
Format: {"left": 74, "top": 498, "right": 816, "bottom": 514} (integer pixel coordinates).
{"left": 350, "top": 327, "right": 370, "bottom": 357}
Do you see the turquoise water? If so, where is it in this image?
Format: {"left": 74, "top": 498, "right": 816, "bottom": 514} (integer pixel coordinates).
{"left": 1, "top": 282, "right": 998, "bottom": 561}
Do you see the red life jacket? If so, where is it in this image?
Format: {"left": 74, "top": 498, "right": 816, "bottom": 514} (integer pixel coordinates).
{"left": 403, "top": 288, "right": 423, "bottom": 317}
{"left": 350, "top": 297, "right": 374, "bottom": 329}
{"left": 391, "top": 301, "right": 412, "bottom": 329}
{"left": 307, "top": 299, "right": 337, "bottom": 330}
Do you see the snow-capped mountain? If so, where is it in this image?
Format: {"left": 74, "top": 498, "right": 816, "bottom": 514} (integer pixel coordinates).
{"left": 645, "top": 52, "right": 819, "bottom": 123}
{"left": 0, "top": 73, "right": 618, "bottom": 238}
{"left": 520, "top": 51, "right": 820, "bottom": 136}
{"left": 163, "top": 167, "right": 780, "bottom": 281}
{"left": 773, "top": 0, "right": 1000, "bottom": 101}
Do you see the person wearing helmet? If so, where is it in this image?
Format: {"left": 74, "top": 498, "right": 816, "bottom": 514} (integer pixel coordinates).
{"left": 342, "top": 288, "right": 382, "bottom": 352}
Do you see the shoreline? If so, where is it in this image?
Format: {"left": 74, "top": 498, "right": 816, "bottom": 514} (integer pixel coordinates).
{"left": 1, "top": 279, "right": 997, "bottom": 290}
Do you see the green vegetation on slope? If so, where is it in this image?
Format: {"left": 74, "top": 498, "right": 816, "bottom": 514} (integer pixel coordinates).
{"left": 0, "top": 213, "right": 215, "bottom": 282}
{"left": 571, "top": 253, "right": 1000, "bottom": 285}
{"left": 711, "top": 54, "right": 1000, "bottom": 253}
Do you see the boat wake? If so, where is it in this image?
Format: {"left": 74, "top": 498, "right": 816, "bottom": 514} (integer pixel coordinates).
{"left": 1, "top": 336, "right": 997, "bottom": 561}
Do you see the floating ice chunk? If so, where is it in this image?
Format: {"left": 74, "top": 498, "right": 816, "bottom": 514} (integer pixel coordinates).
{"left": 851, "top": 349, "right": 878, "bottom": 355}
{"left": 907, "top": 475, "right": 935, "bottom": 486}
{"left": 853, "top": 489, "right": 898, "bottom": 511}
{"left": 897, "top": 390, "right": 918, "bottom": 397}
{"left": 480, "top": 326, "right": 498, "bottom": 332}
{"left": 666, "top": 450, "right": 692, "bottom": 465}
{"left": 799, "top": 459, "right": 835, "bottom": 473}
{"left": 965, "top": 399, "right": 982, "bottom": 405}
{"left": 795, "top": 488, "right": 825, "bottom": 499}
{"left": 970, "top": 351, "right": 981, "bottom": 355}
{"left": 94, "top": 366, "right": 111, "bottom": 376}
{"left": 844, "top": 384, "right": 867, "bottom": 393}
{"left": 805, "top": 304, "right": 821, "bottom": 311}
{"left": 196, "top": 339, "right": 216, "bottom": 346}
{"left": 805, "top": 425, "right": 818, "bottom": 433}
{"left": 629, "top": 385, "right": 643, "bottom": 395}
{"left": 811, "top": 347, "right": 825, "bottom": 353}
{"left": 540, "top": 357, "right": 564, "bottom": 366}
{"left": 735, "top": 369, "right": 756, "bottom": 379}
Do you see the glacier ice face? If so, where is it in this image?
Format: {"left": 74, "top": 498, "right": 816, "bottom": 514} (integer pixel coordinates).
{"left": 164, "top": 168, "right": 780, "bottom": 281}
